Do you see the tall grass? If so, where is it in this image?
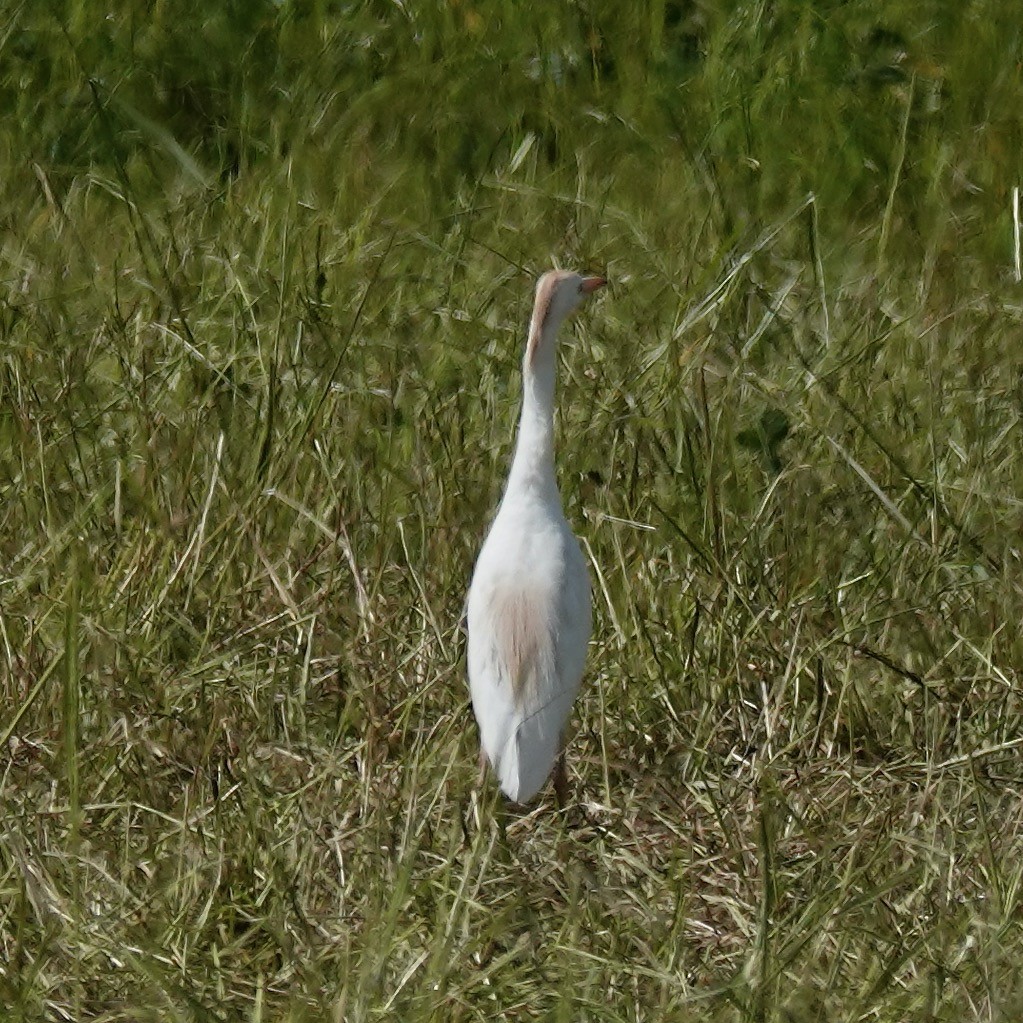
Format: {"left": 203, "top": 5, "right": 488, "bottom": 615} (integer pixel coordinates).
{"left": 2, "top": 2, "right": 1023, "bottom": 1020}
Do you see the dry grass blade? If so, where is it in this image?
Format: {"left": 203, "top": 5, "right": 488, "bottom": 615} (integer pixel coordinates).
{"left": 2, "top": 5, "right": 1022, "bottom": 1022}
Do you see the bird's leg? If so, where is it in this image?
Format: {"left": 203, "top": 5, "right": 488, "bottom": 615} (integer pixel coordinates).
{"left": 553, "top": 751, "right": 569, "bottom": 810}
{"left": 469, "top": 750, "right": 489, "bottom": 833}
{"left": 495, "top": 797, "right": 511, "bottom": 856}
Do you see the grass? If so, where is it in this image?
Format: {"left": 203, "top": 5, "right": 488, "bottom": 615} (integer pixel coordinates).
{"left": 2, "top": 1, "right": 1023, "bottom": 1019}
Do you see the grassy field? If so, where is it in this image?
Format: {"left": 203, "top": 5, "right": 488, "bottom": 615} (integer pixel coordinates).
{"left": 3, "top": 2, "right": 1023, "bottom": 1019}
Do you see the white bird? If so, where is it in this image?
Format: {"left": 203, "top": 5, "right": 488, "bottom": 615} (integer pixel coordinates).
{"left": 466, "top": 269, "right": 606, "bottom": 804}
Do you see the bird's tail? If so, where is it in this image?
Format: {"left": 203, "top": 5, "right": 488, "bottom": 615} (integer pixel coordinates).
{"left": 497, "top": 705, "right": 564, "bottom": 804}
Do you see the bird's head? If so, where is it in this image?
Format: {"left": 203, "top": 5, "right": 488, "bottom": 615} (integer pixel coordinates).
{"left": 527, "top": 269, "right": 606, "bottom": 364}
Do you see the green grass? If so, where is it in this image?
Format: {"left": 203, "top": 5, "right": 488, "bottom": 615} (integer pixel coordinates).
{"left": 2, "top": 2, "right": 1023, "bottom": 1019}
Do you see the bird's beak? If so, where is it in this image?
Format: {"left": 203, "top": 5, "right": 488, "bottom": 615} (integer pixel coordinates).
{"left": 580, "top": 276, "right": 607, "bottom": 294}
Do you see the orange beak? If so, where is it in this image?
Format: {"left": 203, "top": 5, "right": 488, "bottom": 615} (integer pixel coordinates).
{"left": 581, "top": 275, "right": 607, "bottom": 294}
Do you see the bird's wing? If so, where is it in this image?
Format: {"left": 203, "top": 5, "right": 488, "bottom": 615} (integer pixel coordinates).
{"left": 554, "top": 538, "right": 592, "bottom": 700}
{"left": 467, "top": 557, "right": 589, "bottom": 802}
{"left": 467, "top": 583, "right": 554, "bottom": 767}
{"left": 504, "top": 545, "right": 591, "bottom": 801}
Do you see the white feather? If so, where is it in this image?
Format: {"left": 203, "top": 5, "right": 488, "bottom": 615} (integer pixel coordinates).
{"left": 466, "top": 270, "right": 603, "bottom": 803}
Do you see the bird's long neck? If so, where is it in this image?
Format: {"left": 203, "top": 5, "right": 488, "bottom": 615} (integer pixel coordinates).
{"left": 505, "top": 314, "right": 561, "bottom": 502}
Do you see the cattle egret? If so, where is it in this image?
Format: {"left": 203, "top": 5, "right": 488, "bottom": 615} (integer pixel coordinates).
{"left": 466, "top": 269, "right": 605, "bottom": 804}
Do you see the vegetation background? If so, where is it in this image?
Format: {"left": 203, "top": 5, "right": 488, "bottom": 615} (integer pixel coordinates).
{"left": 2, "top": 1, "right": 1023, "bottom": 1019}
